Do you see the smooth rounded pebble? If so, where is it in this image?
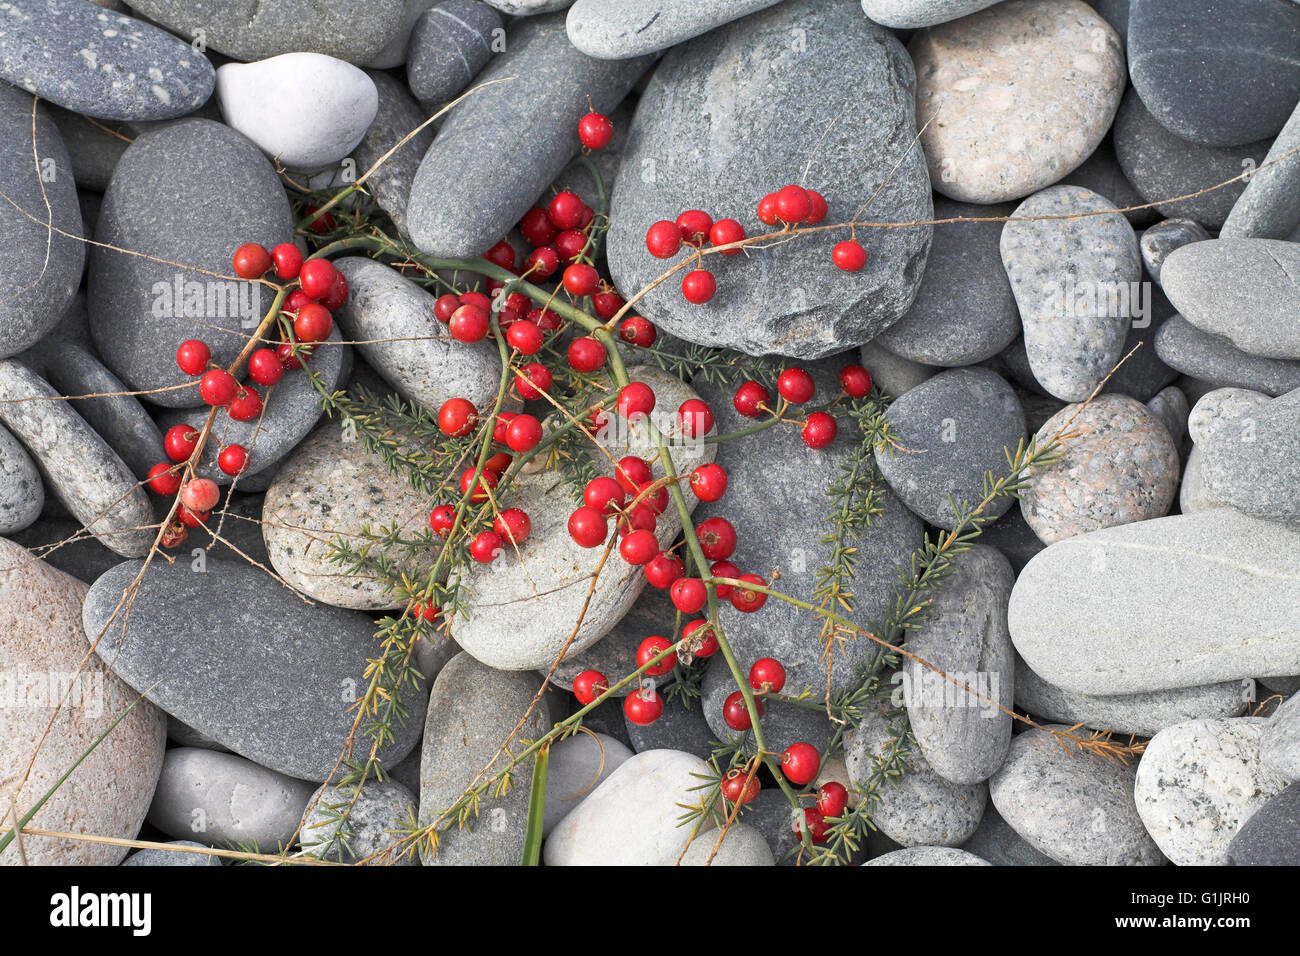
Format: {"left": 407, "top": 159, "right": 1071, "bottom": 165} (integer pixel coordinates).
{"left": 299, "top": 779, "right": 418, "bottom": 864}
{"left": 865, "top": 846, "right": 990, "bottom": 866}
{"left": 678, "top": 823, "right": 775, "bottom": 866}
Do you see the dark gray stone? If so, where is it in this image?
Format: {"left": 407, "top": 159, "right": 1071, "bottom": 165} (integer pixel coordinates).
{"left": 9, "top": 516, "right": 121, "bottom": 584}
{"left": 1058, "top": 134, "right": 1157, "bottom": 227}
{"left": 1127, "top": 0, "right": 1300, "bottom": 148}
{"left": 566, "top": 0, "right": 782, "bottom": 58}
{"left": 407, "top": 13, "right": 652, "bottom": 258}
{"left": 875, "top": 200, "right": 1019, "bottom": 366}
{"left": 874, "top": 367, "right": 1026, "bottom": 530}
{"left": 406, "top": 0, "right": 502, "bottom": 108}
{"left": 977, "top": 506, "right": 1045, "bottom": 575}
{"left": 1223, "top": 98, "right": 1300, "bottom": 240}
{"left": 1156, "top": 314, "right": 1300, "bottom": 397}
{"left": 88, "top": 119, "right": 293, "bottom": 408}
{"left": 960, "top": 802, "right": 1059, "bottom": 866}
{"left": 1229, "top": 783, "right": 1300, "bottom": 865}
{"left": 84, "top": 557, "right": 426, "bottom": 781}
{"left": 0, "top": 0, "right": 214, "bottom": 120}
{"left": 0, "top": 85, "right": 85, "bottom": 359}
{"left": 1140, "top": 218, "right": 1209, "bottom": 284}
{"left": 299, "top": 779, "right": 418, "bottom": 864}
{"left": 47, "top": 105, "right": 131, "bottom": 192}
{"left": 356, "top": 71, "right": 437, "bottom": 238}
{"left": 606, "top": 0, "right": 931, "bottom": 359}
{"left": 1113, "top": 87, "right": 1271, "bottom": 229}
{"left": 0, "top": 421, "right": 43, "bottom": 534}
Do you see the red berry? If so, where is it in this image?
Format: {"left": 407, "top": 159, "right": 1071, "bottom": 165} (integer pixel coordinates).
{"left": 492, "top": 412, "right": 516, "bottom": 444}
{"left": 227, "top": 385, "right": 263, "bottom": 422}
{"left": 318, "top": 271, "right": 348, "bottom": 311}
{"left": 802, "top": 411, "right": 837, "bottom": 449}
{"left": 782, "top": 742, "right": 821, "bottom": 786}
{"left": 797, "top": 808, "right": 830, "bottom": 844}
{"left": 567, "top": 336, "right": 607, "bottom": 373}
{"left": 270, "top": 242, "right": 303, "bottom": 280}
{"left": 723, "top": 691, "right": 761, "bottom": 731}
{"left": 644, "top": 552, "right": 684, "bottom": 590}
{"left": 303, "top": 205, "right": 334, "bottom": 233}
{"left": 832, "top": 240, "right": 867, "bottom": 272}
{"left": 529, "top": 306, "right": 561, "bottom": 331}
{"left": 175, "top": 339, "right": 210, "bottom": 376}
{"left": 199, "top": 369, "right": 237, "bottom": 406}
{"left": 817, "top": 782, "right": 849, "bottom": 819}
{"left": 670, "top": 577, "right": 707, "bottom": 614}
{"left": 299, "top": 258, "right": 338, "bottom": 298}
{"left": 469, "top": 530, "right": 503, "bottom": 563}
{"left": 840, "top": 364, "right": 873, "bottom": 398}
{"left": 247, "top": 348, "right": 283, "bottom": 386}
{"left": 806, "top": 189, "right": 829, "bottom": 225}
{"left": 294, "top": 303, "right": 333, "bottom": 343}
{"left": 146, "top": 462, "right": 181, "bottom": 495}
{"left": 616, "top": 503, "right": 658, "bottom": 538}
{"left": 645, "top": 220, "right": 681, "bottom": 258}
{"left": 676, "top": 209, "right": 712, "bottom": 247}
{"left": 615, "top": 456, "right": 653, "bottom": 495}
{"left": 619, "top": 316, "right": 656, "bottom": 347}
{"left": 232, "top": 242, "right": 271, "bottom": 279}
{"left": 583, "top": 476, "right": 626, "bottom": 515}
{"left": 616, "top": 381, "right": 655, "bottom": 418}
{"left": 619, "top": 529, "right": 659, "bottom": 565}
{"left": 573, "top": 669, "right": 609, "bottom": 706}
{"left": 177, "top": 504, "right": 208, "bottom": 528}
{"left": 449, "top": 304, "right": 489, "bottom": 343}
{"left": 709, "top": 218, "right": 746, "bottom": 254}
{"left": 485, "top": 450, "right": 512, "bottom": 474}
{"left": 505, "top": 291, "right": 531, "bottom": 315}
{"left": 164, "top": 425, "right": 198, "bottom": 462}
{"left": 484, "top": 239, "right": 516, "bottom": 273}
{"left": 524, "top": 245, "right": 559, "bottom": 279}
{"left": 505, "top": 414, "right": 543, "bottom": 453}
{"left": 733, "top": 380, "right": 768, "bottom": 418}
{"left": 459, "top": 291, "right": 491, "bottom": 312}
{"left": 562, "top": 263, "right": 600, "bottom": 297}
{"left": 696, "top": 517, "right": 737, "bottom": 561}
{"left": 411, "top": 601, "right": 440, "bottom": 622}
{"left": 689, "top": 463, "right": 727, "bottom": 502}
{"left": 592, "top": 290, "right": 624, "bottom": 321}
{"left": 624, "top": 687, "right": 664, "bottom": 726}
{"left": 682, "top": 619, "right": 718, "bottom": 657}
{"left": 438, "top": 397, "right": 478, "bottom": 437}
{"left": 637, "top": 636, "right": 676, "bottom": 677}
{"left": 757, "top": 193, "right": 779, "bottom": 225}
{"left": 517, "top": 363, "right": 552, "bottom": 399}
{"left": 433, "top": 294, "right": 460, "bottom": 323}
{"left": 681, "top": 269, "right": 716, "bottom": 304}
{"left": 501, "top": 320, "right": 540, "bottom": 356}
{"left": 721, "top": 767, "right": 761, "bottom": 804}
{"left": 284, "top": 288, "right": 316, "bottom": 314}
{"left": 548, "top": 191, "right": 587, "bottom": 231}
{"left": 749, "top": 657, "right": 786, "bottom": 693}
{"left": 430, "top": 504, "right": 455, "bottom": 537}
{"left": 775, "top": 184, "right": 812, "bottom": 223}
{"left": 731, "top": 573, "right": 768, "bottom": 613}
{"left": 460, "top": 468, "right": 498, "bottom": 502}
{"left": 777, "top": 368, "right": 815, "bottom": 404}
{"left": 181, "top": 477, "right": 219, "bottom": 513}
{"left": 578, "top": 111, "right": 614, "bottom": 150}
{"left": 519, "top": 207, "right": 557, "bottom": 246}
{"left": 630, "top": 481, "right": 668, "bottom": 515}
{"left": 677, "top": 398, "right": 714, "bottom": 438}
{"left": 217, "top": 444, "right": 249, "bottom": 476}
{"left": 555, "top": 229, "right": 587, "bottom": 262}
{"left": 568, "top": 505, "right": 608, "bottom": 548}
{"left": 495, "top": 507, "right": 532, "bottom": 545}
{"left": 276, "top": 342, "right": 310, "bottom": 370}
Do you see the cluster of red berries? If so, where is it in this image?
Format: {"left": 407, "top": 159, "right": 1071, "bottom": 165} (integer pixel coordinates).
{"left": 233, "top": 240, "right": 346, "bottom": 344}
{"left": 730, "top": 362, "right": 873, "bottom": 449}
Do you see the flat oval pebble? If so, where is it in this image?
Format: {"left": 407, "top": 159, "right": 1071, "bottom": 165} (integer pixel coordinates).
{"left": 84, "top": 556, "right": 426, "bottom": 781}
{"left": 299, "top": 779, "right": 418, "bottom": 864}
{"left": 989, "top": 725, "right": 1165, "bottom": 865}
{"left": 679, "top": 822, "right": 774, "bottom": 866}
{"left": 1155, "top": 314, "right": 1300, "bottom": 397}
{"left": 1222, "top": 99, "right": 1300, "bottom": 240}
{"left": 216, "top": 53, "right": 379, "bottom": 170}
{"left": 0, "top": 538, "right": 165, "bottom": 865}
{"left": 122, "top": 841, "right": 221, "bottom": 866}
{"left": 87, "top": 118, "right": 293, "bottom": 408}
{"left": 0, "top": 0, "right": 214, "bottom": 120}
{"left": 911, "top": 0, "right": 1126, "bottom": 204}
{"left": 405, "top": 0, "right": 502, "bottom": 108}
{"left": 146, "top": 747, "right": 314, "bottom": 850}
{"left": 262, "top": 423, "right": 439, "bottom": 610}
{"left": 1000, "top": 185, "right": 1140, "bottom": 401}
{"left": 1134, "top": 717, "right": 1289, "bottom": 865}
{"left": 543, "top": 731, "right": 634, "bottom": 836}
{"left": 0, "top": 421, "right": 43, "bottom": 534}
{"left": 1008, "top": 509, "right": 1300, "bottom": 695}
{"left": 1020, "top": 393, "right": 1179, "bottom": 544}
{"left": 874, "top": 367, "right": 1026, "bottom": 529}
{"left": 865, "top": 846, "right": 990, "bottom": 865}
{"left": 1228, "top": 783, "right": 1300, "bottom": 865}
{"left": 566, "top": 0, "right": 781, "bottom": 59}
{"left": 0, "top": 360, "right": 155, "bottom": 556}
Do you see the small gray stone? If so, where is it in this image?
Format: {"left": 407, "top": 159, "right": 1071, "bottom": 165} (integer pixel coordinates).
{"left": 1000, "top": 185, "right": 1140, "bottom": 402}
{"left": 543, "top": 731, "right": 633, "bottom": 836}
{"left": 566, "top": 0, "right": 781, "bottom": 59}
{"left": 990, "top": 725, "right": 1165, "bottom": 865}
{"left": 1222, "top": 98, "right": 1300, "bottom": 240}
{"left": 960, "top": 802, "right": 1059, "bottom": 866}
{"left": 1145, "top": 384, "right": 1188, "bottom": 444}
{"left": 1141, "top": 218, "right": 1209, "bottom": 284}
{"left": 354, "top": 71, "right": 438, "bottom": 238}
{"left": 1177, "top": 444, "right": 1226, "bottom": 514}
{"left": 864, "top": 846, "right": 990, "bottom": 866}
{"left": 1008, "top": 509, "right": 1300, "bottom": 695}
{"left": 901, "top": 545, "right": 1014, "bottom": 785}
{"left": 1015, "top": 654, "right": 1248, "bottom": 737}
{"left": 0, "top": 421, "right": 43, "bottom": 534}
{"left": 333, "top": 257, "right": 501, "bottom": 414}
{"left": 1134, "top": 717, "right": 1289, "bottom": 865}
{"left": 408, "top": 13, "right": 652, "bottom": 258}
{"left": 679, "top": 822, "right": 774, "bottom": 866}
{"left": 406, "top": 1, "right": 502, "bottom": 108}
{"left": 0, "top": 360, "right": 154, "bottom": 557}
{"left": 1155, "top": 314, "right": 1300, "bottom": 397}
{"left": 874, "top": 367, "right": 1026, "bottom": 530}
{"left": 121, "top": 0, "right": 407, "bottom": 64}
{"left": 1186, "top": 385, "right": 1270, "bottom": 445}
{"left": 845, "top": 711, "right": 987, "bottom": 847}
{"left": 299, "top": 779, "right": 418, "bottom": 864}
{"left": 1195, "top": 386, "right": 1300, "bottom": 528}
{"left": 366, "top": 0, "right": 439, "bottom": 69}
{"left": 1228, "top": 783, "right": 1300, "bottom": 865}
{"left": 858, "top": 340, "right": 938, "bottom": 398}
{"left": 123, "top": 841, "right": 222, "bottom": 866}
{"left": 1262, "top": 694, "right": 1300, "bottom": 781}
{"left": 418, "top": 653, "right": 552, "bottom": 865}
{"left": 84, "top": 556, "right": 426, "bottom": 781}
{"left": 147, "top": 748, "right": 315, "bottom": 850}
{"left": 0, "top": 0, "right": 214, "bottom": 120}
{"left": 861, "top": 0, "right": 1003, "bottom": 27}
{"left": 1020, "top": 394, "right": 1179, "bottom": 544}
{"left": 875, "top": 200, "right": 1020, "bottom": 366}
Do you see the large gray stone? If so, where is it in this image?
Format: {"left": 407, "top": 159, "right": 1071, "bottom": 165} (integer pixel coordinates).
{"left": 1008, "top": 509, "right": 1300, "bottom": 695}
{"left": 355, "top": 71, "right": 438, "bottom": 238}
{"left": 0, "top": 422, "right": 43, "bottom": 535}
{"left": 1222, "top": 97, "right": 1300, "bottom": 240}
{"left": 84, "top": 556, "right": 426, "bottom": 781}
{"left": 1193, "top": 386, "right": 1300, "bottom": 528}
{"left": 960, "top": 802, "right": 1059, "bottom": 866}
{"left": 606, "top": 0, "right": 932, "bottom": 359}
{"left": 566, "top": 0, "right": 781, "bottom": 59}
{"left": 1228, "top": 783, "right": 1300, "bottom": 865}
{"left": 405, "top": 1, "right": 502, "bottom": 108}
{"left": 1155, "top": 314, "right": 1300, "bottom": 396}
{"left": 861, "top": 0, "right": 1003, "bottom": 27}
